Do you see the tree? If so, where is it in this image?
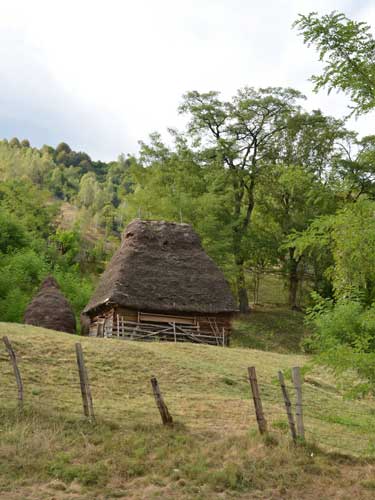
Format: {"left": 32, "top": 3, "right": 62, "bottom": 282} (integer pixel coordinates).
{"left": 9, "top": 137, "right": 21, "bottom": 148}
{"left": 41, "top": 144, "right": 55, "bottom": 157}
{"left": 77, "top": 172, "right": 100, "bottom": 209}
{"left": 294, "top": 11, "right": 375, "bottom": 115}
{"left": 179, "top": 87, "right": 305, "bottom": 311}
{"left": 333, "top": 134, "right": 375, "bottom": 201}
{"left": 258, "top": 164, "right": 334, "bottom": 309}
{"left": 258, "top": 109, "right": 348, "bottom": 308}
{"left": 56, "top": 142, "right": 72, "bottom": 155}
{"left": 0, "top": 210, "right": 27, "bottom": 253}
{"left": 291, "top": 199, "right": 375, "bottom": 304}
{"left": 270, "top": 109, "right": 348, "bottom": 179}
{"left": 125, "top": 133, "right": 207, "bottom": 223}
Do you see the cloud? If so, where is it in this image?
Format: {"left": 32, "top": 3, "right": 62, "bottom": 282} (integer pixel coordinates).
{"left": 0, "top": 0, "right": 373, "bottom": 160}
{"left": 0, "top": 27, "right": 131, "bottom": 159}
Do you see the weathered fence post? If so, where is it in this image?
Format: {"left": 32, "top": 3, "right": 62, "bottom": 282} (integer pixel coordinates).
{"left": 75, "top": 343, "right": 95, "bottom": 422}
{"left": 292, "top": 366, "right": 305, "bottom": 440}
{"left": 2, "top": 336, "right": 23, "bottom": 410}
{"left": 151, "top": 376, "right": 173, "bottom": 426}
{"left": 248, "top": 366, "right": 267, "bottom": 434}
{"left": 278, "top": 370, "right": 297, "bottom": 444}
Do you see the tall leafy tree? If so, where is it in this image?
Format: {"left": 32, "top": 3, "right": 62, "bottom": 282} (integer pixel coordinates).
{"left": 179, "top": 87, "right": 304, "bottom": 311}
{"left": 294, "top": 11, "right": 375, "bottom": 115}
{"left": 258, "top": 164, "right": 334, "bottom": 309}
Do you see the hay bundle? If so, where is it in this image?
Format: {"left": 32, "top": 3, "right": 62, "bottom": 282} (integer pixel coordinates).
{"left": 84, "top": 219, "right": 236, "bottom": 315}
{"left": 24, "top": 276, "right": 76, "bottom": 333}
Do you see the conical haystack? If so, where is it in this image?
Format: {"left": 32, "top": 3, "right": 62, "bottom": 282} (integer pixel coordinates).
{"left": 24, "top": 276, "right": 76, "bottom": 333}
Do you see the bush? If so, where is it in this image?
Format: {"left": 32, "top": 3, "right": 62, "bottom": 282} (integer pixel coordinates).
{"left": 304, "top": 296, "right": 375, "bottom": 396}
{"left": 53, "top": 268, "right": 94, "bottom": 322}
{"left": 0, "top": 250, "right": 49, "bottom": 322}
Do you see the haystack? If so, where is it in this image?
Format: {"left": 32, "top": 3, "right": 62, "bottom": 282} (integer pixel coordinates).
{"left": 24, "top": 276, "right": 76, "bottom": 334}
{"left": 83, "top": 219, "right": 236, "bottom": 345}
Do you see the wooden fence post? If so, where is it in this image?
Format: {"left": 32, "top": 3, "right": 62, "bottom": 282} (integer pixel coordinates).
{"left": 75, "top": 343, "right": 95, "bottom": 422}
{"left": 278, "top": 370, "right": 297, "bottom": 444}
{"left": 2, "top": 336, "right": 23, "bottom": 410}
{"left": 248, "top": 366, "right": 267, "bottom": 434}
{"left": 150, "top": 376, "right": 173, "bottom": 426}
{"left": 292, "top": 367, "right": 305, "bottom": 440}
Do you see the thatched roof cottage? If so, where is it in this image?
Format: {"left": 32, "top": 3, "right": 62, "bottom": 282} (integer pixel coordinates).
{"left": 83, "top": 219, "right": 236, "bottom": 345}
{"left": 24, "top": 276, "right": 76, "bottom": 334}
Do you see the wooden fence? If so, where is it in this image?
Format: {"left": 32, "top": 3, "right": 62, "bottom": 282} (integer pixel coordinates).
{"left": 1, "top": 335, "right": 374, "bottom": 456}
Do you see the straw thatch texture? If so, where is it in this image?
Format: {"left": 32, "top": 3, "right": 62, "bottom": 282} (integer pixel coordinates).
{"left": 24, "top": 276, "right": 76, "bottom": 333}
{"left": 84, "top": 219, "right": 236, "bottom": 315}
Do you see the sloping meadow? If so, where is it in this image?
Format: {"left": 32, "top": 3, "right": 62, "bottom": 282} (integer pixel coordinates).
{"left": 0, "top": 322, "right": 375, "bottom": 499}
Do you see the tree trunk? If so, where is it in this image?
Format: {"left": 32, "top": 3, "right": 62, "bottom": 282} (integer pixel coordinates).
{"left": 288, "top": 248, "right": 300, "bottom": 311}
{"left": 236, "top": 259, "right": 250, "bottom": 313}
{"left": 253, "top": 272, "right": 260, "bottom": 305}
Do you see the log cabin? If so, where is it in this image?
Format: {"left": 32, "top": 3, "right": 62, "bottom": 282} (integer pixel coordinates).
{"left": 82, "top": 219, "right": 237, "bottom": 345}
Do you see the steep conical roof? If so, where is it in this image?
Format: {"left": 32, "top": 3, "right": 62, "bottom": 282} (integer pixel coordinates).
{"left": 24, "top": 276, "right": 76, "bottom": 333}
{"left": 84, "top": 219, "right": 236, "bottom": 315}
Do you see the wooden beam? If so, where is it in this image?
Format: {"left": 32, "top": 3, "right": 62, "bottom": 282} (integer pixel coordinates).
{"left": 150, "top": 377, "right": 173, "bottom": 426}
{"left": 2, "top": 336, "right": 23, "bottom": 410}
{"left": 248, "top": 366, "right": 267, "bottom": 434}
{"left": 278, "top": 371, "right": 297, "bottom": 443}
{"left": 292, "top": 367, "right": 305, "bottom": 440}
{"left": 75, "top": 343, "right": 95, "bottom": 422}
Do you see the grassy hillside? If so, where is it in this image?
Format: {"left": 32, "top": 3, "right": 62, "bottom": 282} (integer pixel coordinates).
{"left": 1, "top": 323, "right": 375, "bottom": 499}
{"left": 232, "top": 306, "right": 308, "bottom": 353}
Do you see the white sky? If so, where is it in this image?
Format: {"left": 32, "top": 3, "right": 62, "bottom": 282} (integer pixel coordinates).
{"left": 1, "top": 0, "right": 374, "bottom": 161}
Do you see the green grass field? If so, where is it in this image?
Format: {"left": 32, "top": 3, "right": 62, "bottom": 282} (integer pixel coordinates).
{"left": 1, "top": 320, "right": 375, "bottom": 499}
{"left": 232, "top": 306, "right": 308, "bottom": 353}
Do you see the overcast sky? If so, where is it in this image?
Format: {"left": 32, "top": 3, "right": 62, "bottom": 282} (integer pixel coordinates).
{"left": 1, "top": 0, "right": 374, "bottom": 161}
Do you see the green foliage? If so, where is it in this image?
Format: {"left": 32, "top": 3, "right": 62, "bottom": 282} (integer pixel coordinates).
{"left": 53, "top": 268, "right": 94, "bottom": 322}
{"left": 0, "top": 249, "right": 49, "bottom": 322}
{"left": 0, "top": 140, "right": 55, "bottom": 188}
{"left": 179, "top": 87, "right": 306, "bottom": 310}
{"left": 0, "top": 175, "right": 95, "bottom": 326}
{"left": 0, "top": 209, "right": 28, "bottom": 252}
{"left": 0, "top": 179, "right": 58, "bottom": 240}
{"left": 51, "top": 229, "right": 83, "bottom": 267}
{"left": 294, "top": 11, "right": 375, "bottom": 115}
{"left": 292, "top": 200, "right": 375, "bottom": 303}
{"left": 55, "top": 142, "right": 71, "bottom": 155}
{"left": 9, "top": 137, "right": 21, "bottom": 148}
{"left": 0, "top": 9, "right": 374, "bottom": 343}
{"left": 304, "top": 296, "right": 375, "bottom": 395}
{"left": 330, "top": 200, "right": 375, "bottom": 300}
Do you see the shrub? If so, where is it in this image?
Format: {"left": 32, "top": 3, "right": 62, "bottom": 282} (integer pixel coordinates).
{"left": 304, "top": 296, "right": 375, "bottom": 396}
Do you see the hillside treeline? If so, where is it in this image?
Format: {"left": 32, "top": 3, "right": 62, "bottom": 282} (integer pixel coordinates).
{"left": 1, "top": 102, "right": 374, "bottom": 314}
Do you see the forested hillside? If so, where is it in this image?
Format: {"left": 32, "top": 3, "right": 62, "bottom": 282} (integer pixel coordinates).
{"left": 1, "top": 97, "right": 373, "bottom": 320}
{"left": 1, "top": 10, "right": 375, "bottom": 395}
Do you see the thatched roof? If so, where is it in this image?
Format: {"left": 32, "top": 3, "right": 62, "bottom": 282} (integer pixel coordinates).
{"left": 24, "top": 276, "right": 76, "bottom": 334}
{"left": 84, "top": 219, "right": 236, "bottom": 315}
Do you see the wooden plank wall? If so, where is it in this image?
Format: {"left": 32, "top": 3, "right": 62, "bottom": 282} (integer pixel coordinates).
{"left": 88, "top": 307, "right": 233, "bottom": 345}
